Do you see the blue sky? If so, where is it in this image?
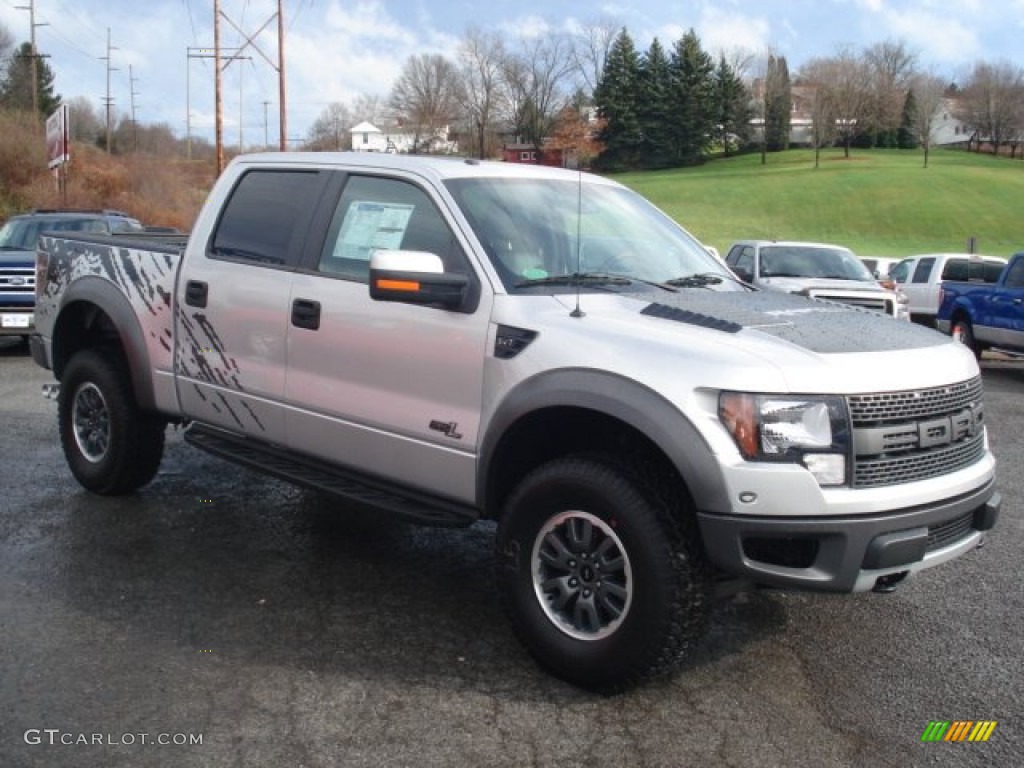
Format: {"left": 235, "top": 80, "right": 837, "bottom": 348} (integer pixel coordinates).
{"left": 1, "top": 0, "right": 1022, "bottom": 146}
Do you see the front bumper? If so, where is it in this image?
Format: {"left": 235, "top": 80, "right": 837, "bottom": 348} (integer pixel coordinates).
{"left": 697, "top": 480, "right": 999, "bottom": 592}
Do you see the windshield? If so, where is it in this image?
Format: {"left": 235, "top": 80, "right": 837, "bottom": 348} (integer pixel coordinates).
{"left": 444, "top": 177, "right": 733, "bottom": 292}
{"left": 760, "top": 245, "right": 875, "bottom": 282}
{"left": 0, "top": 219, "right": 38, "bottom": 250}
{"left": 0, "top": 216, "right": 143, "bottom": 250}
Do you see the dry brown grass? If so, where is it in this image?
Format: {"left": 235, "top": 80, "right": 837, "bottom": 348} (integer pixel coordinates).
{"left": 1, "top": 110, "right": 216, "bottom": 230}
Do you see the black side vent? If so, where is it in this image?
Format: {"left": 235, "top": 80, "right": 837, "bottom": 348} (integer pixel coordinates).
{"left": 641, "top": 302, "right": 743, "bottom": 333}
{"left": 494, "top": 325, "right": 538, "bottom": 359}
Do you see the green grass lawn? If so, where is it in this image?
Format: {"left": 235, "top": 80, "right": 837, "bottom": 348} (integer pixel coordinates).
{"left": 611, "top": 148, "right": 1024, "bottom": 259}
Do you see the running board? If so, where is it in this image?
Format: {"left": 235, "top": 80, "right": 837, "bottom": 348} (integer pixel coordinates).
{"left": 184, "top": 424, "right": 479, "bottom": 528}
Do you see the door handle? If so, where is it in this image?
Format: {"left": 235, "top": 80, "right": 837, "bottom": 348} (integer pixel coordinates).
{"left": 185, "top": 280, "right": 208, "bottom": 308}
{"left": 291, "top": 298, "right": 321, "bottom": 330}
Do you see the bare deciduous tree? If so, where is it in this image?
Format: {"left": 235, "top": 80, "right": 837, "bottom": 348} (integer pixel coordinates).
{"left": 908, "top": 72, "right": 947, "bottom": 167}
{"left": 571, "top": 18, "right": 618, "bottom": 97}
{"left": 389, "top": 53, "right": 464, "bottom": 153}
{"left": 801, "top": 48, "right": 873, "bottom": 159}
{"left": 956, "top": 59, "right": 1024, "bottom": 156}
{"left": 502, "top": 32, "right": 577, "bottom": 149}
{"left": 305, "top": 102, "right": 353, "bottom": 151}
{"left": 863, "top": 39, "right": 917, "bottom": 146}
{"left": 459, "top": 27, "right": 507, "bottom": 159}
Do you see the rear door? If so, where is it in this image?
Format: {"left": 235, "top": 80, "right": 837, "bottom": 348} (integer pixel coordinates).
{"left": 283, "top": 171, "right": 490, "bottom": 504}
{"left": 983, "top": 257, "right": 1024, "bottom": 348}
{"left": 174, "top": 168, "right": 329, "bottom": 443}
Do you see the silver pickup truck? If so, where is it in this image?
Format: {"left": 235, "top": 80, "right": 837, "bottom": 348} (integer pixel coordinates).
{"left": 31, "top": 153, "right": 1000, "bottom": 692}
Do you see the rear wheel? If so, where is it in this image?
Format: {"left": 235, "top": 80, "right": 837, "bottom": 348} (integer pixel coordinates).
{"left": 951, "top": 318, "right": 982, "bottom": 360}
{"left": 58, "top": 348, "right": 166, "bottom": 495}
{"left": 496, "top": 454, "right": 711, "bottom": 692}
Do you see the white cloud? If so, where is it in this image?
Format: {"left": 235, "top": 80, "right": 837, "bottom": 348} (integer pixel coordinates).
{"left": 697, "top": 7, "right": 772, "bottom": 57}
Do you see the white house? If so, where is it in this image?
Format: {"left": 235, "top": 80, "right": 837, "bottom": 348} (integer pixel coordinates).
{"left": 349, "top": 121, "right": 457, "bottom": 154}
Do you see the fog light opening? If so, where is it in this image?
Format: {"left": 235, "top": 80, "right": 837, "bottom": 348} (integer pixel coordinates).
{"left": 872, "top": 571, "right": 910, "bottom": 593}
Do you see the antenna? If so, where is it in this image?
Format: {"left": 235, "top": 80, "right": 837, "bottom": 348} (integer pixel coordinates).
{"left": 570, "top": 167, "right": 585, "bottom": 318}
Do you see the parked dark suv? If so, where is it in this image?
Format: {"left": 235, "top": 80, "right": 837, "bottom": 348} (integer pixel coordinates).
{"left": 0, "top": 209, "right": 144, "bottom": 342}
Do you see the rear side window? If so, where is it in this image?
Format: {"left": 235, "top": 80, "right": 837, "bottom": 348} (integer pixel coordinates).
{"left": 941, "top": 259, "right": 968, "bottom": 281}
{"left": 210, "top": 170, "right": 324, "bottom": 268}
{"left": 911, "top": 258, "right": 934, "bottom": 283}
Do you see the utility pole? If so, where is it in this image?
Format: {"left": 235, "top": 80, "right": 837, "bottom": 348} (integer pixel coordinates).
{"left": 277, "top": 0, "right": 286, "bottom": 150}
{"left": 129, "top": 65, "right": 140, "bottom": 152}
{"left": 101, "top": 28, "right": 119, "bottom": 153}
{"left": 214, "top": 0, "right": 224, "bottom": 173}
{"left": 263, "top": 100, "right": 270, "bottom": 148}
{"left": 15, "top": 0, "right": 48, "bottom": 119}
{"left": 217, "top": 0, "right": 287, "bottom": 152}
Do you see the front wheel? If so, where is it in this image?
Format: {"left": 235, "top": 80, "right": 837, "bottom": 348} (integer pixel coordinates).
{"left": 951, "top": 318, "right": 982, "bottom": 360}
{"left": 496, "top": 455, "right": 711, "bottom": 692}
{"left": 58, "top": 348, "right": 166, "bottom": 495}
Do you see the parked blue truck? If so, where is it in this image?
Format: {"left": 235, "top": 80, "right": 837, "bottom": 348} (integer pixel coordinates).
{"left": 937, "top": 252, "right": 1024, "bottom": 358}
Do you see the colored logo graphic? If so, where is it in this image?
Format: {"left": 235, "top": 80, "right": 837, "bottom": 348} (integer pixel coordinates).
{"left": 921, "top": 720, "right": 997, "bottom": 742}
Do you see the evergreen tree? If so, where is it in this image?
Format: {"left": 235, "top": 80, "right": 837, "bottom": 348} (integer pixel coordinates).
{"left": 897, "top": 88, "right": 919, "bottom": 149}
{"left": 668, "top": 30, "right": 715, "bottom": 166}
{"left": 636, "top": 38, "right": 674, "bottom": 168}
{"left": 763, "top": 55, "right": 791, "bottom": 151}
{"left": 712, "top": 55, "right": 750, "bottom": 157}
{"left": 593, "top": 29, "right": 642, "bottom": 171}
{"left": 0, "top": 41, "right": 61, "bottom": 116}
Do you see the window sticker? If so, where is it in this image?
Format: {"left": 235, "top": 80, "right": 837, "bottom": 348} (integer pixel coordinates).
{"left": 333, "top": 201, "right": 415, "bottom": 261}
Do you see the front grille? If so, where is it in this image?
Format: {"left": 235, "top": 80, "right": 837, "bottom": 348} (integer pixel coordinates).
{"left": 811, "top": 293, "right": 893, "bottom": 315}
{"left": 849, "top": 377, "right": 982, "bottom": 425}
{"left": 848, "top": 376, "right": 986, "bottom": 488}
{"left": 926, "top": 511, "right": 976, "bottom": 552}
{"left": 0, "top": 268, "right": 35, "bottom": 300}
{"left": 853, "top": 432, "right": 986, "bottom": 487}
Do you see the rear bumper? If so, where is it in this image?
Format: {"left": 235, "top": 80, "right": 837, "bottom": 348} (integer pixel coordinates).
{"left": 697, "top": 480, "right": 999, "bottom": 592}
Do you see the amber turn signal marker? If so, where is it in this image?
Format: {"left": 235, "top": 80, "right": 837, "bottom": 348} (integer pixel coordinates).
{"left": 719, "top": 392, "right": 759, "bottom": 459}
{"left": 376, "top": 279, "right": 420, "bottom": 292}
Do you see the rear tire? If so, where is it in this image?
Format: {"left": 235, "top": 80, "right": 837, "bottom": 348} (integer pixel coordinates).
{"left": 496, "top": 454, "right": 711, "bottom": 692}
{"left": 58, "top": 348, "right": 166, "bottom": 495}
{"left": 951, "top": 318, "right": 982, "bottom": 360}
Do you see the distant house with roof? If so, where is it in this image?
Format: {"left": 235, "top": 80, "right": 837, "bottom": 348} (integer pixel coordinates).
{"left": 349, "top": 120, "right": 457, "bottom": 154}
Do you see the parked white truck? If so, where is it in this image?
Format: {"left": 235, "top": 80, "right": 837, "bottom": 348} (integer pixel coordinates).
{"left": 31, "top": 153, "right": 999, "bottom": 692}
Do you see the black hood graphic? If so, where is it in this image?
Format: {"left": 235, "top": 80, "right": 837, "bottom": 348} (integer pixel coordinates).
{"left": 637, "top": 290, "right": 945, "bottom": 354}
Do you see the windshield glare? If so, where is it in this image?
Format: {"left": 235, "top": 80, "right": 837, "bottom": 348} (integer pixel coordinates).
{"left": 444, "top": 177, "right": 729, "bottom": 291}
{"left": 761, "top": 246, "right": 874, "bottom": 281}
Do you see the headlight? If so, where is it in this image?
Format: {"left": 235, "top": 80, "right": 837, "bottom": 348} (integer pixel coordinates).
{"left": 718, "top": 393, "right": 851, "bottom": 486}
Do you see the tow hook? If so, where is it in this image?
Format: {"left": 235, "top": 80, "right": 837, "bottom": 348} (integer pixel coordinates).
{"left": 873, "top": 571, "right": 909, "bottom": 593}
{"left": 42, "top": 383, "right": 60, "bottom": 400}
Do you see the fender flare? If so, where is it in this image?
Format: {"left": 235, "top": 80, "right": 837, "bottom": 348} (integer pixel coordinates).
{"left": 54, "top": 275, "right": 158, "bottom": 412}
{"left": 477, "top": 368, "right": 730, "bottom": 515}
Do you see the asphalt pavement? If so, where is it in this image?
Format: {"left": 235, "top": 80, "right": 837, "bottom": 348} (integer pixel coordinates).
{"left": 1, "top": 337, "right": 1021, "bottom": 768}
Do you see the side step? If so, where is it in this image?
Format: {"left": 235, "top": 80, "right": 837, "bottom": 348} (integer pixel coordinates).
{"left": 184, "top": 424, "right": 479, "bottom": 528}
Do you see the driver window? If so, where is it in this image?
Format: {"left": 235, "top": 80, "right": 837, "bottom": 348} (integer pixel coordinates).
{"left": 319, "top": 175, "right": 464, "bottom": 282}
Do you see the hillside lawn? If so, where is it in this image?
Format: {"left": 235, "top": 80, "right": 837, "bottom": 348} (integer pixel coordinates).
{"left": 612, "top": 148, "right": 1024, "bottom": 261}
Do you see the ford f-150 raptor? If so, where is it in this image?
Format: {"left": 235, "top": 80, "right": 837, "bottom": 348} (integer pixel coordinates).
{"left": 31, "top": 153, "right": 1000, "bottom": 691}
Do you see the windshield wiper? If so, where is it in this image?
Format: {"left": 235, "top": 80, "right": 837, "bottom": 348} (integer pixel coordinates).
{"left": 515, "top": 272, "right": 633, "bottom": 289}
{"left": 665, "top": 272, "right": 753, "bottom": 290}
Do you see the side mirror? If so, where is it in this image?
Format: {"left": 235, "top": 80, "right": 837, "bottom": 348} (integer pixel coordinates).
{"left": 369, "top": 249, "right": 470, "bottom": 311}
{"left": 732, "top": 266, "right": 754, "bottom": 283}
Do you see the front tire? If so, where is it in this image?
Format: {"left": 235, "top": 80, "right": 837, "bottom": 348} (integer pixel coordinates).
{"left": 496, "top": 455, "right": 711, "bottom": 692}
{"left": 951, "top": 318, "right": 982, "bottom": 360}
{"left": 58, "top": 348, "right": 166, "bottom": 495}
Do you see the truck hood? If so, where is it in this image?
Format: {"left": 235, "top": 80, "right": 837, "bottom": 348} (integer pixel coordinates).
{"left": 0, "top": 248, "right": 36, "bottom": 266}
{"left": 758, "top": 276, "right": 884, "bottom": 295}
{"left": 603, "top": 288, "right": 939, "bottom": 354}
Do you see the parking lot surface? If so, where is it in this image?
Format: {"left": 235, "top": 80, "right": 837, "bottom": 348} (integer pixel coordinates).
{"left": 1, "top": 338, "right": 1021, "bottom": 767}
